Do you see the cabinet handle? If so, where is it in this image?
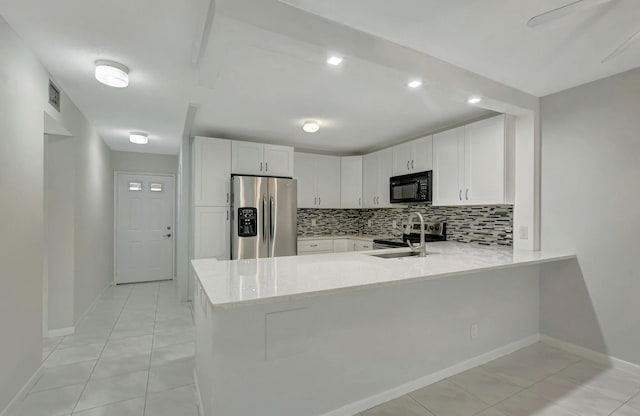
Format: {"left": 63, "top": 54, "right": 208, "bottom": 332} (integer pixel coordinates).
{"left": 226, "top": 193, "right": 229, "bottom": 203}
{"left": 226, "top": 210, "right": 229, "bottom": 221}
{"left": 459, "top": 190, "right": 462, "bottom": 201}
{"left": 407, "top": 161, "right": 410, "bottom": 170}
{"left": 411, "top": 160, "right": 414, "bottom": 169}
{"left": 314, "top": 197, "right": 317, "bottom": 205}
{"left": 465, "top": 189, "right": 469, "bottom": 200}
{"left": 358, "top": 197, "right": 361, "bottom": 206}
{"left": 265, "top": 162, "right": 268, "bottom": 172}
{"left": 318, "top": 197, "right": 321, "bottom": 205}
{"left": 310, "top": 244, "right": 318, "bottom": 247}
{"left": 260, "top": 162, "right": 263, "bottom": 172}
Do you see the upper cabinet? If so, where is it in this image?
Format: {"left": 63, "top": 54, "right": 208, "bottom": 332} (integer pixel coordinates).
{"left": 362, "top": 148, "right": 393, "bottom": 208}
{"left": 391, "top": 135, "right": 433, "bottom": 176}
{"left": 294, "top": 153, "right": 341, "bottom": 209}
{"left": 433, "top": 114, "right": 515, "bottom": 206}
{"left": 231, "top": 141, "right": 294, "bottom": 177}
{"left": 192, "top": 137, "right": 231, "bottom": 207}
{"left": 340, "top": 156, "right": 363, "bottom": 209}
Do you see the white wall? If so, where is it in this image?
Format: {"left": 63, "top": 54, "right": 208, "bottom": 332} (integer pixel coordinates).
{"left": 45, "top": 136, "right": 76, "bottom": 331}
{"left": 0, "top": 16, "right": 48, "bottom": 411}
{"left": 111, "top": 151, "right": 178, "bottom": 174}
{"left": 539, "top": 68, "right": 640, "bottom": 365}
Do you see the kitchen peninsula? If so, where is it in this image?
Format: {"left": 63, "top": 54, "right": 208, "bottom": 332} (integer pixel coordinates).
{"left": 192, "top": 243, "right": 575, "bottom": 416}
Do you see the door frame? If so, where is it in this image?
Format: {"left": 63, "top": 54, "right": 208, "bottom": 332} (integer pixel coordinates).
{"left": 113, "top": 171, "right": 177, "bottom": 285}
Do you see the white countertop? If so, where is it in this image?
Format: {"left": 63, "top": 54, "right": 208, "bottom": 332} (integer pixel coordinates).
{"left": 191, "top": 242, "right": 576, "bottom": 310}
{"left": 297, "top": 234, "right": 392, "bottom": 242}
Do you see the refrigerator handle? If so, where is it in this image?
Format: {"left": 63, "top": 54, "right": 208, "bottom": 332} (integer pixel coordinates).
{"left": 262, "top": 196, "right": 267, "bottom": 243}
{"left": 270, "top": 196, "right": 275, "bottom": 240}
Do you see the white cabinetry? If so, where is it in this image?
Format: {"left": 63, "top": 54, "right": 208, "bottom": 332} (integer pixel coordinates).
{"left": 354, "top": 240, "right": 373, "bottom": 251}
{"left": 363, "top": 148, "right": 393, "bottom": 208}
{"left": 340, "top": 156, "right": 363, "bottom": 209}
{"left": 433, "top": 114, "right": 514, "bottom": 206}
{"left": 231, "top": 141, "right": 294, "bottom": 177}
{"left": 392, "top": 135, "right": 433, "bottom": 176}
{"left": 193, "top": 207, "right": 229, "bottom": 260}
{"left": 192, "top": 137, "right": 231, "bottom": 206}
{"left": 294, "top": 153, "right": 341, "bottom": 209}
{"left": 297, "top": 239, "right": 333, "bottom": 255}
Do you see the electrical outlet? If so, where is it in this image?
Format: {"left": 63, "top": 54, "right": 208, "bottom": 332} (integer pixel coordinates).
{"left": 367, "top": 220, "right": 373, "bottom": 227}
{"left": 311, "top": 219, "right": 317, "bottom": 227}
{"left": 470, "top": 323, "right": 478, "bottom": 340}
{"left": 392, "top": 220, "right": 397, "bottom": 228}
{"left": 519, "top": 226, "right": 529, "bottom": 240}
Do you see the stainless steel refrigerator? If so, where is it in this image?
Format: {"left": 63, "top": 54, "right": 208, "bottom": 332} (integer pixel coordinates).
{"left": 230, "top": 176, "right": 297, "bottom": 260}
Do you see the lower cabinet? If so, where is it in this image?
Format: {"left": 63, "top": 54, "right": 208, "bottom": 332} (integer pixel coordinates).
{"left": 354, "top": 240, "right": 373, "bottom": 251}
{"left": 194, "top": 206, "right": 230, "bottom": 260}
{"left": 297, "top": 239, "right": 334, "bottom": 256}
{"left": 297, "top": 238, "right": 374, "bottom": 255}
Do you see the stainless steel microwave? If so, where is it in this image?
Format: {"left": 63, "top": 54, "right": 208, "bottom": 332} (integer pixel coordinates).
{"left": 389, "top": 171, "right": 432, "bottom": 203}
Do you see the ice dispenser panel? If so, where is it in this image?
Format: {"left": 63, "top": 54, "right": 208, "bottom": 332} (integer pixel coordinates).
{"left": 237, "top": 207, "right": 257, "bottom": 237}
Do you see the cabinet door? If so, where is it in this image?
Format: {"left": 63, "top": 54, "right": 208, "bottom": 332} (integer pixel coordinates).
{"left": 354, "top": 240, "right": 373, "bottom": 251}
{"left": 376, "top": 148, "right": 393, "bottom": 207}
{"left": 193, "top": 137, "right": 231, "bottom": 206}
{"left": 194, "top": 207, "right": 229, "bottom": 260}
{"left": 340, "top": 156, "right": 363, "bottom": 209}
{"left": 412, "top": 135, "right": 433, "bottom": 172}
{"left": 264, "top": 144, "right": 294, "bottom": 177}
{"left": 433, "top": 127, "right": 465, "bottom": 206}
{"left": 332, "top": 239, "right": 350, "bottom": 253}
{"left": 392, "top": 142, "right": 412, "bottom": 176}
{"left": 315, "top": 155, "right": 341, "bottom": 209}
{"left": 294, "top": 153, "right": 317, "bottom": 208}
{"left": 464, "top": 115, "right": 505, "bottom": 205}
{"left": 231, "top": 141, "right": 263, "bottom": 175}
{"left": 362, "top": 152, "right": 379, "bottom": 208}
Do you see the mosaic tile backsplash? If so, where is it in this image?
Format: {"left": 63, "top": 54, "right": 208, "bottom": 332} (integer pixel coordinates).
{"left": 298, "top": 204, "right": 513, "bottom": 246}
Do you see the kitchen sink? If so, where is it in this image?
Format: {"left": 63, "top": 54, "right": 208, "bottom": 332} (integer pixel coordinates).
{"left": 368, "top": 251, "right": 421, "bottom": 259}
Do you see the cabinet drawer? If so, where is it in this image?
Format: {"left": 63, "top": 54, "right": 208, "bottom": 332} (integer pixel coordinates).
{"left": 354, "top": 240, "right": 373, "bottom": 251}
{"left": 298, "top": 239, "right": 334, "bottom": 253}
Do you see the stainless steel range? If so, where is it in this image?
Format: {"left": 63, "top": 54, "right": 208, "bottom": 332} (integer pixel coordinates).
{"left": 373, "top": 221, "right": 446, "bottom": 249}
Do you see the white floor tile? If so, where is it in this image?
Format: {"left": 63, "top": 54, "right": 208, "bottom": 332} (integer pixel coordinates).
{"left": 362, "top": 395, "right": 434, "bottom": 416}
{"left": 100, "top": 335, "right": 153, "bottom": 359}
{"left": 74, "top": 370, "right": 148, "bottom": 412}
{"left": 144, "top": 385, "right": 199, "bottom": 416}
{"left": 90, "top": 353, "right": 150, "bottom": 380}
{"left": 409, "top": 379, "right": 490, "bottom": 416}
{"left": 448, "top": 366, "right": 522, "bottom": 405}
{"left": 44, "top": 344, "right": 104, "bottom": 368}
{"left": 147, "top": 358, "right": 194, "bottom": 393}
{"left": 629, "top": 394, "right": 640, "bottom": 411}
{"left": 150, "top": 341, "right": 194, "bottom": 367}
{"left": 71, "top": 397, "right": 145, "bottom": 416}
{"left": 11, "top": 384, "right": 84, "bottom": 416}
{"left": 152, "top": 327, "right": 195, "bottom": 349}
{"left": 612, "top": 405, "right": 640, "bottom": 416}
{"left": 494, "top": 390, "right": 578, "bottom": 416}
{"left": 32, "top": 361, "right": 96, "bottom": 392}
{"left": 554, "top": 360, "right": 640, "bottom": 402}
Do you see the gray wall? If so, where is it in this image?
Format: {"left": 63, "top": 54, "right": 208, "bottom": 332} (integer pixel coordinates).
{"left": 0, "top": 16, "right": 47, "bottom": 410}
{"left": 539, "top": 68, "right": 640, "bottom": 365}
{"left": 111, "top": 150, "right": 178, "bottom": 174}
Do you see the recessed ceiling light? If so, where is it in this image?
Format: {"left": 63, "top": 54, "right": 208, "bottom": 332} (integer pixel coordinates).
{"left": 302, "top": 121, "right": 320, "bottom": 133}
{"left": 408, "top": 80, "right": 423, "bottom": 88}
{"left": 95, "top": 60, "right": 129, "bottom": 88}
{"left": 327, "top": 56, "right": 343, "bottom": 66}
{"left": 129, "top": 133, "right": 148, "bottom": 144}
{"left": 467, "top": 96, "right": 482, "bottom": 104}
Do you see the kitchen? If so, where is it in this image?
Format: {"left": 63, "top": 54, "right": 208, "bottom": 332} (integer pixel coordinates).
{"left": 1, "top": 0, "right": 640, "bottom": 416}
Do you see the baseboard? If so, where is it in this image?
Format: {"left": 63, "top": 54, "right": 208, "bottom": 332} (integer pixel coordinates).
{"left": 193, "top": 369, "right": 204, "bottom": 416}
{"left": 540, "top": 335, "right": 640, "bottom": 377}
{"left": 320, "top": 334, "right": 540, "bottom": 416}
{"left": 0, "top": 363, "right": 44, "bottom": 416}
{"left": 47, "top": 326, "right": 74, "bottom": 338}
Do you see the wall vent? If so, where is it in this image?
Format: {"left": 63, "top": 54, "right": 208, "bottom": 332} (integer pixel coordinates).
{"left": 48, "top": 80, "right": 60, "bottom": 112}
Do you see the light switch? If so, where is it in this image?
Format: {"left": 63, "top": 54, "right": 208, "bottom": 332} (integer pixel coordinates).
{"left": 311, "top": 219, "right": 317, "bottom": 227}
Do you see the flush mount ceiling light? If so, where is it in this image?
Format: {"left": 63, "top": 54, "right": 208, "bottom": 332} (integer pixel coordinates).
{"left": 407, "top": 80, "right": 423, "bottom": 88}
{"left": 302, "top": 121, "right": 320, "bottom": 133}
{"left": 327, "top": 56, "right": 343, "bottom": 66}
{"left": 467, "top": 96, "right": 482, "bottom": 104}
{"left": 129, "top": 133, "right": 148, "bottom": 144}
{"left": 95, "top": 60, "right": 129, "bottom": 88}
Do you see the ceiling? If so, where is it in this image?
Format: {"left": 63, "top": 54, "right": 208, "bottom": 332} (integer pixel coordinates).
{"left": 281, "top": 0, "right": 640, "bottom": 97}
{"left": 1, "top": 0, "right": 637, "bottom": 155}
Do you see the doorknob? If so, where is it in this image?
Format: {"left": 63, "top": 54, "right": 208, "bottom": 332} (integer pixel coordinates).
{"left": 163, "top": 234, "right": 172, "bottom": 238}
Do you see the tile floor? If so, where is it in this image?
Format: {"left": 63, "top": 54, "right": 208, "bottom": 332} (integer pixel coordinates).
{"left": 14, "top": 280, "right": 640, "bottom": 416}
{"left": 14, "top": 281, "right": 197, "bottom": 416}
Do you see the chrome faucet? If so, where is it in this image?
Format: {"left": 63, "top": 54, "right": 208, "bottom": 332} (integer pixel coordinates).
{"left": 407, "top": 212, "right": 427, "bottom": 257}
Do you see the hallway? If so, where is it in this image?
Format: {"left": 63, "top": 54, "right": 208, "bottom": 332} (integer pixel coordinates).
{"left": 14, "top": 282, "right": 196, "bottom": 415}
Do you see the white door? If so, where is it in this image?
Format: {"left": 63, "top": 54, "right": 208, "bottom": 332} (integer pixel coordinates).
{"left": 264, "top": 144, "right": 294, "bottom": 177}
{"left": 433, "top": 127, "right": 465, "bottom": 206}
{"left": 115, "top": 173, "right": 174, "bottom": 284}
{"left": 231, "top": 141, "right": 263, "bottom": 175}
{"left": 315, "top": 155, "right": 341, "bottom": 208}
